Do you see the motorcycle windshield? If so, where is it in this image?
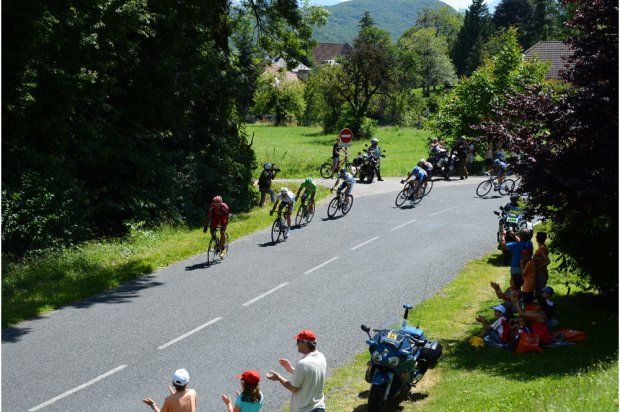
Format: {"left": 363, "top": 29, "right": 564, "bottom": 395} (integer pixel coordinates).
{"left": 379, "top": 317, "right": 425, "bottom": 339}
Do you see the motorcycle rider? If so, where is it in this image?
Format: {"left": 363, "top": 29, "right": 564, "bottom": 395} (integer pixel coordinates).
{"left": 295, "top": 177, "right": 317, "bottom": 214}
{"left": 367, "top": 138, "right": 383, "bottom": 181}
{"left": 270, "top": 187, "right": 295, "bottom": 235}
{"left": 499, "top": 194, "right": 522, "bottom": 237}
{"left": 331, "top": 168, "right": 355, "bottom": 196}
{"left": 401, "top": 165, "right": 427, "bottom": 199}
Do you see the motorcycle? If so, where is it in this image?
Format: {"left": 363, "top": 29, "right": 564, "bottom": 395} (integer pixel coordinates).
{"left": 494, "top": 206, "right": 533, "bottom": 264}
{"left": 429, "top": 149, "right": 457, "bottom": 180}
{"left": 361, "top": 304, "right": 442, "bottom": 411}
{"left": 355, "top": 145, "right": 386, "bottom": 183}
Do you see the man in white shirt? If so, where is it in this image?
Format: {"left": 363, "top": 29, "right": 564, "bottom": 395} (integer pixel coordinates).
{"left": 267, "top": 329, "right": 326, "bottom": 412}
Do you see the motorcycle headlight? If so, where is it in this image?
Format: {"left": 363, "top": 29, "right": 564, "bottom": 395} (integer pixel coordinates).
{"left": 388, "top": 357, "right": 400, "bottom": 366}
{"left": 372, "top": 351, "right": 382, "bottom": 363}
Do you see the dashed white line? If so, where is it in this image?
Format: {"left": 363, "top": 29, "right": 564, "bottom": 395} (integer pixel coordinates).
{"left": 242, "top": 282, "right": 289, "bottom": 307}
{"left": 350, "top": 236, "right": 380, "bottom": 251}
{"left": 158, "top": 317, "right": 222, "bottom": 350}
{"left": 28, "top": 365, "right": 128, "bottom": 411}
{"left": 427, "top": 205, "right": 460, "bottom": 217}
{"left": 303, "top": 256, "right": 339, "bottom": 275}
{"left": 390, "top": 219, "right": 417, "bottom": 232}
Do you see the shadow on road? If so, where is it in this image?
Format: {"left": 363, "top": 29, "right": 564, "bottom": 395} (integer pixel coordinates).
{"left": 185, "top": 261, "right": 220, "bottom": 270}
{"left": 352, "top": 389, "right": 429, "bottom": 411}
{"left": 258, "top": 241, "right": 280, "bottom": 247}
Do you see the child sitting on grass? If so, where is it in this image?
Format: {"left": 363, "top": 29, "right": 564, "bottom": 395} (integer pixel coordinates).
{"left": 476, "top": 304, "right": 510, "bottom": 344}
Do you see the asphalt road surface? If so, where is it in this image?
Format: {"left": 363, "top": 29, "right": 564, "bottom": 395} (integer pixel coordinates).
{"left": 3, "top": 177, "right": 509, "bottom": 411}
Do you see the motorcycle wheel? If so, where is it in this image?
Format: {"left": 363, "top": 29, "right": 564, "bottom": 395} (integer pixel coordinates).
{"left": 367, "top": 170, "right": 374, "bottom": 183}
{"left": 368, "top": 384, "right": 388, "bottom": 412}
{"left": 319, "top": 163, "right": 333, "bottom": 179}
{"left": 327, "top": 197, "right": 339, "bottom": 218}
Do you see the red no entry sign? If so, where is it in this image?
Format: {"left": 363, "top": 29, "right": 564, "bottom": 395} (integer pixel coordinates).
{"left": 339, "top": 128, "right": 353, "bottom": 146}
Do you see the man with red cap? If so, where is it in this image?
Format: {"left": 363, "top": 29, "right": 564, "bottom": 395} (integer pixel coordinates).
{"left": 221, "top": 370, "right": 263, "bottom": 411}
{"left": 266, "top": 329, "right": 326, "bottom": 412}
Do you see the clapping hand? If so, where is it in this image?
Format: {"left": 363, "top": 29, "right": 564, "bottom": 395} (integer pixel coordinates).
{"left": 279, "top": 358, "right": 294, "bottom": 373}
{"left": 221, "top": 395, "right": 231, "bottom": 405}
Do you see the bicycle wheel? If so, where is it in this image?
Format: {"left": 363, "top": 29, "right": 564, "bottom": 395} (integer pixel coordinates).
{"left": 395, "top": 189, "right": 408, "bottom": 207}
{"left": 412, "top": 183, "right": 424, "bottom": 205}
{"left": 295, "top": 206, "right": 304, "bottom": 227}
{"left": 499, "top": 179, "right": 516, "bottom": 196}
{"left": 305, "top": 202, "right": 315, "bottom": 223}
{"left": 207, "top": 237, "right": 217, "bottom": 264}
{"left": 342, "top": 195, "right": 354, "bottom": 215}
{"left": 424, "top": 179, "right": 434, "bottom": 196}
{"left": 319, "top": 163, "right": 333, "bottom": 179}
{"left": 327, "top": 197, "right": 339, "bottom": 218}
{"left": 219, "top": 233, "right": 229, "bottom": 259}
{"left": 271, "top": 218, "right": 282, "bottom": 243}
{"left": 476, "top": 179, "right": 493, "bottom": 197}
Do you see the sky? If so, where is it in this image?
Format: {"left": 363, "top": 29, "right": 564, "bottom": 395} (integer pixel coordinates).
{"left": 309, "top": 0, "right": 495, "bottom": 12}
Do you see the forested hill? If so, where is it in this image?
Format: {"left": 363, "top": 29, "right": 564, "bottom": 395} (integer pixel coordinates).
{"left": 313, "top": 0, "right": 456, "bottom": 43}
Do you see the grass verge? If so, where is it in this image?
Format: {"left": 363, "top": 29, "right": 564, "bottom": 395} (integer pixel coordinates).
{"left": 2, "top": 187, "right": 330, "bottom": 328}
{"left": 248, "top": 124, "right": 431, "bottom": 179}
{"left": 323, "top": 251, "right": 619, "bottom": 411}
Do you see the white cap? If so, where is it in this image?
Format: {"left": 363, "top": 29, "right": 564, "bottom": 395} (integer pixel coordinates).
{"left": 491, "top": 305, "right": 506, "bottom": 315}
{"left": 172, "top": 369, "right": 190, "bottom": 386}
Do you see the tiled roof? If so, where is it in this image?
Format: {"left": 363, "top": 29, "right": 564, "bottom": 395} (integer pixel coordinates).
{"left": 311, "top": 43, "right": 352, "bottom": 65}
{"left": 264, "top": 64, "right": 300, "bottom": 81}
{"left": 523, "top": 41, "right": 575, "bottom": 80}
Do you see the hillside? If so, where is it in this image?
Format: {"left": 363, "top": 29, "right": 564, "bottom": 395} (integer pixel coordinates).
{"left": 312, "top": 0, "right": 456, "bottom": 43}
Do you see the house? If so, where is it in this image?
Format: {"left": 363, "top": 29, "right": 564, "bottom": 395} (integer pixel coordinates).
{"left": 311, "top": 43, "right": 352, "bottom": 66}
{"left": 523, "top": 41, "right": 575, "bottom": 80}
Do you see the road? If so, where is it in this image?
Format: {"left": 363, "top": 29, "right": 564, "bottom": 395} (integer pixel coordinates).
{"left": 2, "top": 177, "right": 508, "bottom": 411}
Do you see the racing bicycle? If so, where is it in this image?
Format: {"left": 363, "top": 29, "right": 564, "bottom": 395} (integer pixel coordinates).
{"left": 476, "top": 176, "right": 515, "bottom": 197}
{"left": 207, "top": 226, "right": 229, "bottom": 264}
{"left": 327, "top": 189, "right": 354, "bottom": 218}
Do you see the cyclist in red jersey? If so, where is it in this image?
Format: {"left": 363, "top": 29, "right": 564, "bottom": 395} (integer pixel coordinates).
{"left": 203, "top": 195, "right": 230, "bottom": 253}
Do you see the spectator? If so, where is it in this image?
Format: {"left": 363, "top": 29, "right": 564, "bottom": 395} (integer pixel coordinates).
{"left": 453, "top": 136, "right": 469, "bottom": 179}
{"left": 520, "top": 249, "right": 537, "bottom": 305}
{"left": 475, "top": 305, "right": 510, "bottom": 344}
{"left": 430, "top": 137, "right": 440, "bottom": 152}
{"left": 258, "top": 163, "right": 279, "bottom": 207}
{"left": 266, "top": 329, "right": 326, "bottom": 412}
{"left": 467, "top": 141, "right": 474, "bottom": 173}
{"left": 510, "top": 295, "right": 554, "bottom": 345}
{"left": 331, "top": 138, "right": 343, "bottom": 173}
{"left": 484, "top": 143, "right": 493, "bottom": 175}
{"left": 221, "top": 370, "right": 263, "bottom": 412}
{"left": 501, "top": 228, "right": 534, "bottom": 289}
{"left": 490, "top": 280, "right": 521, "bottom": 317}
{"left": 541, "top": 286, "right": 558, "bottom": 329}
{"left": 534, "top": 231, "right": 551, "bottom": 295}
{"left": 143, "top": 368, "right": 197, "bottom": 412}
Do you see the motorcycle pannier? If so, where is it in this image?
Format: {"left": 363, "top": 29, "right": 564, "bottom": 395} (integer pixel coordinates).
{"left": 420, "top": 341, "right": 443, "bottom": 368}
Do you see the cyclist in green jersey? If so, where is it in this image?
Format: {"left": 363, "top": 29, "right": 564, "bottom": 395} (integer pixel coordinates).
{"left": 296, "top": 177, "right": 317, "bottom": 214}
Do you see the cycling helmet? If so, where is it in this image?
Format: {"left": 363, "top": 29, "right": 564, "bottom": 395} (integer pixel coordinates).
{"left": 280, "top": 187, "right": 289, "bottom": 194}
{"left": 213, "top": 195, "right": 222, "bottom": 204}
{"left": 420, "top": 159, "right": 426, "bottom": 164}
{"left": 494, "top": 159, "right": 501, "bottom": 165}
{"left": 304, "top": 177, "right": 313, "bottom": 184}
{"left": 264, "top": 163, "right": 272, "bottom": 170}
{"left": 371, "top": 138, "right": 379, "bottom": 144}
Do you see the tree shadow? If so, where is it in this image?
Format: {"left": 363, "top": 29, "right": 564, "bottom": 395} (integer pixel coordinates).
{"left": 485, "top": 253, "right": 506, "bottom": 268}
{"left": 2, "top": 325, "right": 32, "bottom": 343}
{"left": 446, "top": 292, "right": 618, "bottom": 382}
{"left": 352, "top": 390, "right": 429, "bottom": 411}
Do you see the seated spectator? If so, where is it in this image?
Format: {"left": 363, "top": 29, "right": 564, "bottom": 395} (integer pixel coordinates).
{"left": 509, "top": 316, "right": 532, "bottom": 347}
{"left": 541, "top": 286, "right": 558, "bottom": 329}
{"left": 475, "top": 305, "right": 510, "bottom": 344}
{"left": 221, "top": 370, "right": 263, "bottom": 412}
{"left": 490, "top": 281, "right": 520, "bottom": 317}
{"left": 534, "top": 231, "right": 551, "bottom": 295}
{"left": 510, "top": 295, "right": 554, "bottom": 345}
{"left": 143, "top": 368, "right": 197, "bottom": 412}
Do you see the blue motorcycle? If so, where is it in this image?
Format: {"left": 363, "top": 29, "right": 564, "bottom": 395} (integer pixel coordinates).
{"left": 361, "top": 304, "right": 442, "bottom": 411}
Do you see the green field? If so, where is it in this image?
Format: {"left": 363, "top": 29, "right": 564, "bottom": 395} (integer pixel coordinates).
{"left": 323, "top": 250, "right": 618, "bottom": 411}
{"left": 2, "top": 187, "right": 330, "bottom": 328}
{"left": 248, "top": 124, "right": 431, "bottom": 179}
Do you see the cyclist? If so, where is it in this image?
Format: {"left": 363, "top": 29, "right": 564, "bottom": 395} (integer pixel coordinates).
{"left": 493, "top": 158, "right": 509, "bottom": 190}
{"left": 401, "top": 165, "right": 427, "bottom": 199}
{"left": 331, "top": 168, "right": 355, "bottom": 197}
{"left": 270, "top": 187, "right": 296, "bottom": 234}
{"left": 203, "top": 195, "right": 230, "bottom": 255}
{"left": 296, "top": 177, "right": 317, "bottom": 215}
{"left": 418, "top": 159, "right": 433, "bottom": 191}
{"left": 367, "top": 138, "right": 383, "bottom": 181}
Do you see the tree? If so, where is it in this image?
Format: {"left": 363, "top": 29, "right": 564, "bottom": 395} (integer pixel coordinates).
{"left": 359, "top": 10, "right": 375, "bottom": 29}
{"left": 493, "top": 0, "right": 532, "bottom": 46}
{"left": 451, "top": 0, "right": 493, "bottom": 76}
{"left": 337, "top": 16, "right": 395, "bottom": 139}
{"left": 304, "top": 64, "right": 346, "bottom": 132}
{"left": 253, "top": 71, "right": 306, "bottom": 125}
{"left": 415, "top": 6, "right": 464, "bottom": 50}
{"left": 399, "top": 28, "right": 456, "bottom": 97}
{"left": 478, "top": 0, "right": 618, "bottom": 294}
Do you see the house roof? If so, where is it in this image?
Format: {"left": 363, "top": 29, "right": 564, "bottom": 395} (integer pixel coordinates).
{"left": 311, "top": 43, "right": 352, "bottom": 65}
{"left": 523, "top": 41, "right": 575, "bottom": 80}
{"left": 264, "top": 64, "right": 299, "bottom": 81}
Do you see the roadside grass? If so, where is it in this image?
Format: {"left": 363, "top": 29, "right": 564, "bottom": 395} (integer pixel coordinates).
{"left": 248, "top": 124, "right": 431, "bottom": 179}
{"left": 2, "top": 187, "right": 330, "bottom": 328}
{"left": 323, "top": 251, "right": 619, "bottom": 411}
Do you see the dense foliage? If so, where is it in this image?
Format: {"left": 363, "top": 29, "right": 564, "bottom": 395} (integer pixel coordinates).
{"left": 451, "top": 0, "right": 493, "bottom": 76}
{"left": 253, "top": 70, "right": 307, "bottom": 125}
{"left": 2, "top": 0, "right": 318, "bottom": 259}
{"left": 478, "top": 0, "right": 618, "bottom": 294}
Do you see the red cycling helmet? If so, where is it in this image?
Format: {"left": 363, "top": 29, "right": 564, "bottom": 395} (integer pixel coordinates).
{"left": 213, "top": 195, "right": 222, "bottom": 204}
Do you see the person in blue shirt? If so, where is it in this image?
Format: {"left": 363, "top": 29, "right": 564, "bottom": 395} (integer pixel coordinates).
{"left": 401, "top": 166, "right": 428, "bottom": 198}
{"left": 501, "top": 228, "right": 533, "bottom": 289}
{"left": 493, "top": 159, "right": 509, "bottom": 190}
{"left": 221, "top": 370, "right": 263, "bottom": 412}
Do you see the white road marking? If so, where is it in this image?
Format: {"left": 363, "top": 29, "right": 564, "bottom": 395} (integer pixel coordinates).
{"left": 28, "top": 365, "right": 128, "bottom": 411}
{"left": 427, "top": 205, "right": 460, "bottom": 217}
{"left": 303, "top": 256, "right": 339, "bottom": 275}
{"left": 350, "top": 236, "right": 380, "bottom": 251}
{"left": 242, "top": 282, "right": 289, "bottom": 307}
{"left": 158, "top": 317, "right": 222, "bottom": 350}
{"left": 390, "top": 219, "right": 417, "bottom": 232}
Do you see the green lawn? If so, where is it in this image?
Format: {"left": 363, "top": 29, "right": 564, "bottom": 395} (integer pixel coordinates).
{"left": 323, "top": 250, "right": 618, "bottom": 411}
{"left": 248, "top": 124, "right": 431, "bottom": 179}
{"left": 2, "top": 187, "right": 330, "bottom": 328}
